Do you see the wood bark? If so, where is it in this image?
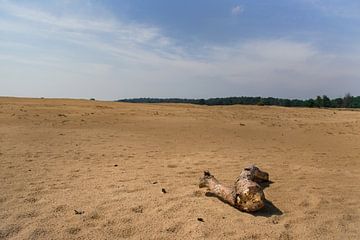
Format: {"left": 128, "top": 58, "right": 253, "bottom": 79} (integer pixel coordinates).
{"left": 199, "top": 165, "right": 269, "bottom": 212}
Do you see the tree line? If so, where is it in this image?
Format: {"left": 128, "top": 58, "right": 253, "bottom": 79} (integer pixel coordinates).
{"left": 117, "top": 93, "right": 360, "bottom": 108}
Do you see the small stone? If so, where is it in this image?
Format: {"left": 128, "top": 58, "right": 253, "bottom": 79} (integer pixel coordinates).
{"left": 161, "top": 188, "right": 167, "bottom": 193}
{"left": 197, "top": 218, "right": 204, "bottom": 222}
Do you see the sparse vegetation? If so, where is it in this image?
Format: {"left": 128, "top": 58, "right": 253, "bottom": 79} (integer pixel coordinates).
{"left": 117, "top": 94, "right": 360, "bottom": 108}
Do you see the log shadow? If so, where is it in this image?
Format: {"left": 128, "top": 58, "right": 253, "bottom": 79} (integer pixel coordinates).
{"left": 251, "top": 180, "right": 283, "bottom": 217}
{"left": 250, "top": 199, "right": 283, "bottom": 217}
{"left": 259, "top": 180, "right": 274, "bottom": 190}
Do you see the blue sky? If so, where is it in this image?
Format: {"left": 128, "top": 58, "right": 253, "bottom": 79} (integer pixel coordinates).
{"left": 1, "top": 0, "right": 360, "bottom": 99}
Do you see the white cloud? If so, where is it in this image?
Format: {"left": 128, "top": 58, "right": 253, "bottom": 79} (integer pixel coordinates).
{"left": 199, "top": 39, "right": 360, "bottom": 98}
{"left": 231, "top": 5, "right": 243, "bottom": 16}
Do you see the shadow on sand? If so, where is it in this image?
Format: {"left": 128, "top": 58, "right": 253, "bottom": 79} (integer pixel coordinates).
{"left": 250, "top": 199, "right": 283, "bottom": 217}
{"left": 251, "top": 180, "right": 283, "bottom": 216}
{"left": 259, "top": 180, "right": 274, "bottom": 190}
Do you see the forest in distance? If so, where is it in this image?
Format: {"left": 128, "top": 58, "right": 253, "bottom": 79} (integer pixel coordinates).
{"left": 117, "top": 93, "right": 360, "bottom": 109}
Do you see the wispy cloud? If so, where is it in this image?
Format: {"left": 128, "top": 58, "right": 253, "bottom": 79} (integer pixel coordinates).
{"left": 0, "top": 0, "right": 185, "bottom": 68}
{"left": 304, "top": 0, "right": 360, "bottom": 19}
{"left": 0, "top": 1, "right": 170, "bottom": 45}
{"left": 231, "top": 5, "right": 243, "bottom": 16}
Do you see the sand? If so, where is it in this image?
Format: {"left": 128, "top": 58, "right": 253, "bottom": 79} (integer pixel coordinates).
{"left": 0, "top": 97, "right": 359, "bottom": 239}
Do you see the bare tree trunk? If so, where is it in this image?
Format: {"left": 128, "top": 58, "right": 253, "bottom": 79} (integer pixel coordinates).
{"left": 199, "top": 165, "right": 269, "bottom": 212}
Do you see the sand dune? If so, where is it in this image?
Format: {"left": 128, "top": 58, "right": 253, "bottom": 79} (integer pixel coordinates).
{"left": 1, "top": 97, "right": 359, "bottom": 239}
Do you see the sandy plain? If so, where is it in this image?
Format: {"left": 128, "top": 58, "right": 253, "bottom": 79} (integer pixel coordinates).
{"left": 0, "top": 97, "right": 360, "bottom": 239}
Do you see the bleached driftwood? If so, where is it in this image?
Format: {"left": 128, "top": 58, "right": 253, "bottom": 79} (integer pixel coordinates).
{"left": 199, "top": 165, "right": 269, "bottom": 212}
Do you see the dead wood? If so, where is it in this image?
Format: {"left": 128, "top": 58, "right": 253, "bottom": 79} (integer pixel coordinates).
{"left": 199, "top": 165, "right": 269, "bottom": 212}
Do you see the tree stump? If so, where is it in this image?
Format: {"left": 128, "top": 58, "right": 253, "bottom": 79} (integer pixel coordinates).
{"left": 199, "top": 165, "right": 269, "bottom": 212}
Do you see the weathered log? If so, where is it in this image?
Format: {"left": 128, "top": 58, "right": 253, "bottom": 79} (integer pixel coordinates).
{"left": 199, "top": 165, "right": 269, "bottom": 212}
{"left": 237, "top": 165, "right": 269, "bottom": 183}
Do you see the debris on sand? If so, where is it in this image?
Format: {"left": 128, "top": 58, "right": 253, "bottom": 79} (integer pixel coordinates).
{"left": 161, "top": 188, "right": 167, "bottom": 194}
{"left": 197, "top": 218, "right": 204, "bottom": 222}
{"left": 74, "top": 210, "right": 85, "bottom": 215}
{"left": 131, "top": 206, "right": 143, "bottom": 213}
